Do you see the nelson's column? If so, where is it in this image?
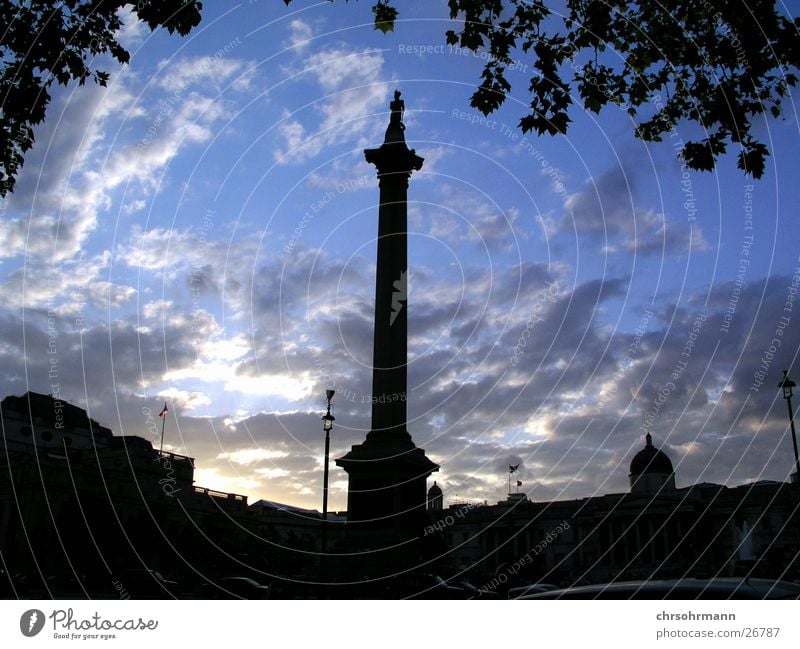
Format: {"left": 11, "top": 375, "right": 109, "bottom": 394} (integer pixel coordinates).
{"left": 336, "top": 92, "right": 438, "bottom": 557}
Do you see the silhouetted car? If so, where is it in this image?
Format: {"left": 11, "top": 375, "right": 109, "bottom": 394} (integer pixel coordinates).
{"left": 268, "top": 579, "right": 320, "bottom": 599}
{"left": 200, "top": 577, "right": 271, "bottom": 599}
{"left": 46, "top": 574, "right": 87, "bottom": 598}
{"left": 0, "top": 572, "right": 39, "bottom": 599}
{"left": 116, "top": 569, "right": 179, "bottom": 598}
{"left": 385, "top": 573, "right": 467, "bottom": 599}
{"left": 457, "top": 580, "right": 499, "bottom": 599}
{"left": 0, "top": 570, "right": 10, "bottom": 598}
{"left": 507, "top": 583, "right": 559, "bottom": 599}
{"left": 520, "top": 578, "right": 800, "bottom": 600}
{"left": 7, "top": 573, "right": 36, "bottom": 597}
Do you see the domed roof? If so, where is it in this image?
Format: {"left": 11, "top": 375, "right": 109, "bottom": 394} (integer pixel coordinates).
{"left": 427, "top": 481, "right": 442, "bottom": 496}
{"left": 629, "top": 433, "right": 674, "bottom": 476}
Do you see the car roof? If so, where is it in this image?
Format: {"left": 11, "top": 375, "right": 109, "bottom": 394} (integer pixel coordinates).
{"left": 521, "top": 579, "right": 800, "bottom": 600}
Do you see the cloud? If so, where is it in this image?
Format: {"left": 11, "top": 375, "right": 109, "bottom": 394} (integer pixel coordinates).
{"left": 0, "top": 261, "right": 795, "bottom": 509}
{"left": 118, "top": 226, "right": 199, "bottom": 275}
{"left": 115, "top": 6, "right": 149, "bottom": 49}
{"left": 0, "top": 251, "right": 136, "bottom": 312}
{"left": 562, "top": 164, "right": 707, "bottom": 256}
{"left": 435, "top": 183, "right": 523, "bottom": 254}
{"left": 116, "top": 221, "right": 258, "bottom": 295}
{"left": 621, "top": 219, "right": 708, "bottom": 255}
{"left": 0, "top": 79, "right": 141, "bottom": 263}
{"left": 0, "top": 51, "right": 258, "bottom": 358}
{"left": 275, "top": 44, "right": 388, "bottom": 164}
{"left": 286, "top": 19, "right": 314, "bottom": 52}
{"left": 306, "top": 155, "right": 375, "bottom": 191}
{"left": 155, "top": 55, "right": 253, "bottom": 93}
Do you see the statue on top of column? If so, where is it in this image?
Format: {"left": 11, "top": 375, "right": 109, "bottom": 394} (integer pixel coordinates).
{"left": 385, "top": 90, "right": 406, "bottom": 143}
{"left": 390, "top": 90, "right": 405, "bottom": 127}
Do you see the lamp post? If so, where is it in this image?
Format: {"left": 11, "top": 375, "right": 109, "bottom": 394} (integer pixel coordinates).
{"left": 778, "top": 370, "right": 799, "bottom": 483}
{"left": 321, "top": 390, "right": 335, "bottom": 558}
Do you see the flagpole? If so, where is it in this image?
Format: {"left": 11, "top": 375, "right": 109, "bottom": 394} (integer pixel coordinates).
{"left": 508, "top": 464, "right": 519, "bottom": 496}
{"left": 159, "top": 411, "right": 166, "bottom": 454}
{"left": 158, "top": 402, "right": 168, "bottom": 454}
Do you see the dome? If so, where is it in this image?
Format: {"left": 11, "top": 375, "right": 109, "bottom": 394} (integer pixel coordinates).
{"left": 427, "top": 481, "right": 443, "bottom": 512}
{"left": 630, "top": 433, "right": 674, "bottom": 476}
{"left": 427, "top": 481, "right": 443, "bottom": 497}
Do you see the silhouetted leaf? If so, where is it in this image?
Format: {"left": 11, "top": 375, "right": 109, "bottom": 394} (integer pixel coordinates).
{"left": 737, "top": 142, "right": 769, "bottom": 179}
{"left": 682, "top": 142, "right": 717, "bottom": 173}
{"left": 5, "top": 0, "right": 800, "bottom": 199}
{"left": 372, "top": 1, "right": 398, "bottom": 33}
{"left": 289, "top": 0, "right": 798, "bottom": 184}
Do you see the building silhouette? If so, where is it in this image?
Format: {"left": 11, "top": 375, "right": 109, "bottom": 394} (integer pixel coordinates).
{"left": 0, "top": 391, "right": 329, "bottom": 598}
{"left": 425, "top": 434, "right": 800, "bottom": 591}
{"left": 2, "top": 389, "right": 798, "bottom": 598}
{"left": 629, "top": 432, "right": 676, "bottom": 494}
{"left": 427, "top": 482, "right": 443, "bottom": 513}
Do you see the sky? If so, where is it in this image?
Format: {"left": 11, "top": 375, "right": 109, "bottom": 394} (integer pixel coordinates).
{"left": 2, "top": 0, "right": 800, "bottom": 512}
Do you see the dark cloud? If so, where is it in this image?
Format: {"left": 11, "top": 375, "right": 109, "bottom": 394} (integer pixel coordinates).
{"left": 0, "top": 221, "right": 797, "bottom": 510}
{"left": 562, "top": 159, "right": 707, "bottom": 256}
{"left": 564, "top": 165, "right": 637, "bottom": 238}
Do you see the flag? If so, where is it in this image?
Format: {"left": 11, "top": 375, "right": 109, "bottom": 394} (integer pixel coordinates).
{"left": 158, "top": 402, "right": 168, "bottom": 417}
{"left": 517, "top": 480, "right": 523, "bottom": 487}
{"left": 509, "top": 464, "right": 519, "bottom": 473}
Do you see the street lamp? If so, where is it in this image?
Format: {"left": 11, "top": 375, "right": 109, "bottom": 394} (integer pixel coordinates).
{"left": 321, "top": 390, "right": 335, "bottom": 556}
{"left": 778, "top": 370, "right": 799, "bottom": 483}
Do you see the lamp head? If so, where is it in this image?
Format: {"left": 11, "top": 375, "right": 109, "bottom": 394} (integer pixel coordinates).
{"left": 779, "top": 370, "right": 795, "bottom": 399}
{"left": 326, "top": 389, "right": 335, "bottom": 402}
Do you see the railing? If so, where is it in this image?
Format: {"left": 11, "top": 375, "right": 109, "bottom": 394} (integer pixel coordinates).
{"left": 192, "top": 486, "right": 247, "bottom": 503}
{"left": 157, "top": 450, "right": 195, "bottom": 468}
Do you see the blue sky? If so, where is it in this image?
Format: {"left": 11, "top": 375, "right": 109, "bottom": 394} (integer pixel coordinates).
{"left": 2, "top": 0, "right": 799, "bottom": 510}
